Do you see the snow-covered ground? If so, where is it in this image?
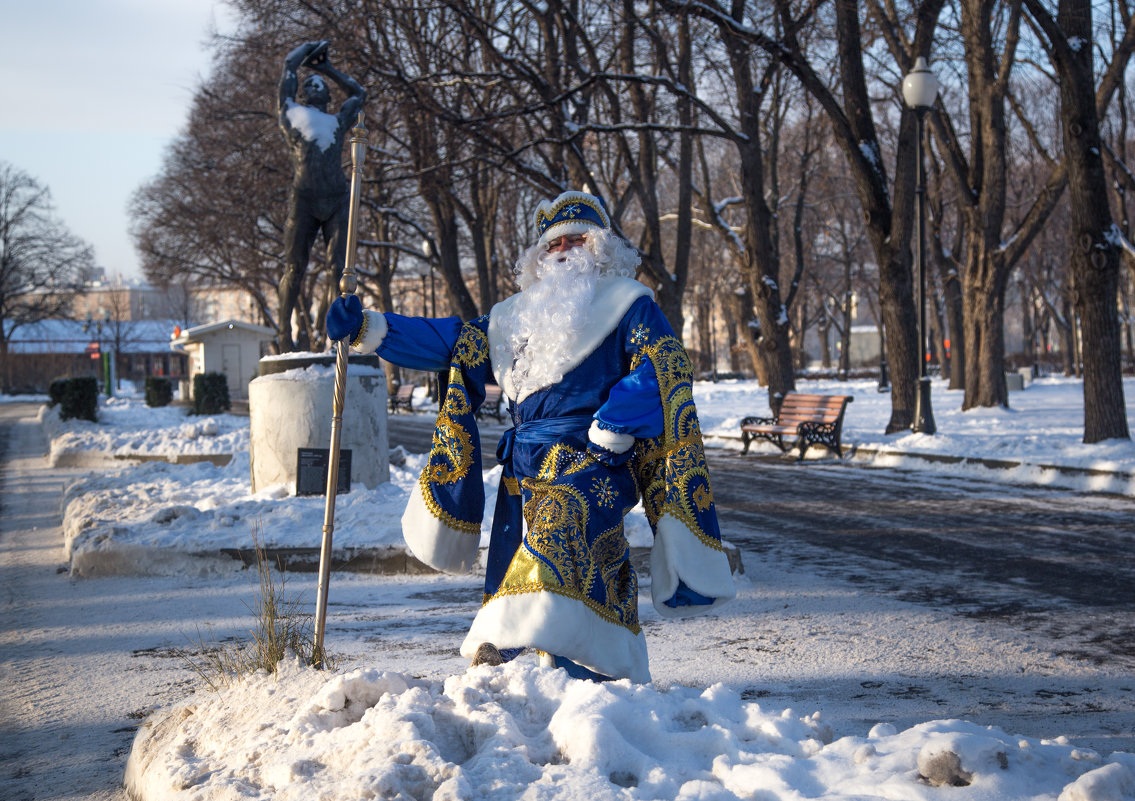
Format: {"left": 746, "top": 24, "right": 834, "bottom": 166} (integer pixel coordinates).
{"left": 5, "top": 373, "right": 1135, "bottom": 801}
{"left": 36, "top": 374, "right": 1135, "bottom": 579}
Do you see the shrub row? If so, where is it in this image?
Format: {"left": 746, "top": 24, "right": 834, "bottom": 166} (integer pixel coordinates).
{"left": 145, "top": 376, "right": 173, "bottom": 408}
{"left": 48, "top": 376, "right": 99, "bottom": 422}
{"left": 192, "top": 372, "right": 231, "bottom": 415}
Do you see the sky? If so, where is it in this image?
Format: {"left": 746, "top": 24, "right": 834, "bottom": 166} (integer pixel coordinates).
{"left": 0, "top": 0, "right": 235, "bottom": 282}
{"left": 7, "top": 374, "right": 1135, "bottom": 800}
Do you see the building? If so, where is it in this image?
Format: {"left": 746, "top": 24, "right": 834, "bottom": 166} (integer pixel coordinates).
{"left": 170, "top": 320, "right": 276, "bottom": 401}
{"left": 2, "top": 279, "right": 269, "bottom": 395}
{"left": 3, "top": 319, "right": 188, "bottom": 394}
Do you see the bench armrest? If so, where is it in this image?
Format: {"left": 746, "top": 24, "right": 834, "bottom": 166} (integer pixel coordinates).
{"left": 741, "top": 415, "right": 777, "bottom": 427}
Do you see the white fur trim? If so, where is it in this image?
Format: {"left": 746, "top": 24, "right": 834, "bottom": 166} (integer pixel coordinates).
{"left": 650, "top": 514, "right": 737, "bottom": 619}
{"left": 588, "top": 420, "right": 635, "bottom": 453}
{"left": 488, "top": 276, "right": 653, "bottom": 403}
{"left": 351, "top": 310, "right": 388, "bottom": 353}
{"left": 400, "top": 479, "right": 479, "bottom": 573}
{"left": 460, "top": 590, "right": 651, "bottom": 683}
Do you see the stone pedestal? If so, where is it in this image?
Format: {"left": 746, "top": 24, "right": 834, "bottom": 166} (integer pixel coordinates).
{"left": 249, "top": 353, "right": 389, "bottom": 493}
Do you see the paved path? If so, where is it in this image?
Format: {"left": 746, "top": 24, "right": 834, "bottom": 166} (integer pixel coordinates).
{"left": 0, "top": 404, "right": 251, "bottom": 801}
{"left": 706, "top": 452, "right": 1135, "bottom": 667}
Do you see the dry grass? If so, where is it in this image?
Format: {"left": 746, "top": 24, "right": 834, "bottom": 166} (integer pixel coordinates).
{"left": 178, "top": 528, "right": 336, "bottom": 689}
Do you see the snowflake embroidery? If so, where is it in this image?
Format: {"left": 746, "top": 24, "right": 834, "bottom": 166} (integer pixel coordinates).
{"left": 692, "top": 483, "right": 713, "bottom": 511}
{"left": 591, "top": 476, "right": 616, "bottom": 509}
{"left": 630, "top": 324, "right": 650, "bottom": 347}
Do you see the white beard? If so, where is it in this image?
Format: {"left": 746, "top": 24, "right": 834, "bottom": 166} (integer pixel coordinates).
{"left": 495, "top": 247, "right": 600, "bottom": 401}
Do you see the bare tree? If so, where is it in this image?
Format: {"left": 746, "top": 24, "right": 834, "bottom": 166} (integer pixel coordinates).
{"left": 1022, "top": 0, "right": 1135, "bottom": 442}
{"left": 131, "top": 29, "right": 292, "bottom": 342}
{"left": 0, "top": 163, "right": 95, "bottom": 392}
{"left": 670, "top": 0, "right": 944, "bottom": 431}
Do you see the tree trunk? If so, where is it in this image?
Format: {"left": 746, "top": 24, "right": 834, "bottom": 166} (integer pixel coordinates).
{"left": 720, "top": 294, "right": 744, "bottom": 374}
{"left": 878, "top": 251, "right": 921, "bottom": 432}
{"left": 1054, "top": 0, "right": 1130, "bottom": 441}
{"left": 695, "top": 299, "right": 713, "bottom": 376}
{"left": 730, "top": 286, "right": 767, "bottom": 385}
{"left": 0, "top": 338, "right": 10, "bottom": 395}
{"left": 723, "top": 18, "right": 795, "bottom": 407}
{"left": 962, "top": 270, "right": 1008, "bottom": 408}
{"left": 427, "top": 197, "right": 479, "bottom": 321}
{"left": 932, "top": 243, "right": 965, "bottom": 389}
{"left": 1060, "top": 296, "right": 1077, "bottom": 376}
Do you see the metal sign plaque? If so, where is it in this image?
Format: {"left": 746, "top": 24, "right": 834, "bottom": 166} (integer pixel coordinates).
{"left": 296, "top": 447, "right": 352, "bottom": 496}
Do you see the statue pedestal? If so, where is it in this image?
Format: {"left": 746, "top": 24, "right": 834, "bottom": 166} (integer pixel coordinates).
{"left": 249, "top": 353, "right": 389, "bottom": 494}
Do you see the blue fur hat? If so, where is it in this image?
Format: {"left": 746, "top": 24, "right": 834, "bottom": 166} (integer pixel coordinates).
{"left": 534, "top": 191, "right": 610, "bottom": 248}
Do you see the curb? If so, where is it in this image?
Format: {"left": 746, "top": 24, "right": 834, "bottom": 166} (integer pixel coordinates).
{"left": 848, "top": 444, "right": 1135, "bottom": 482}
{"left": 708, "top": 433, "right": 1135, "bottom": 484}
{"left": 218, "top": 543, "right": 746, "bottom": 578}
{"left": 115, "top": 453, "right": 233, "bottom": 466}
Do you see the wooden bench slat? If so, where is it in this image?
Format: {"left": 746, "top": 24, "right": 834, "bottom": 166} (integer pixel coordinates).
{"left": 740, "top": 392, "right": 853, "bottom": 460}
{"left": 389, "top": 384, "right": 416, "bottom": 413}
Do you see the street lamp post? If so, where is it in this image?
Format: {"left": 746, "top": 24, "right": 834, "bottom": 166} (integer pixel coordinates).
{"left": 903, "top": 56, "right": 938, "bottom": 435}
{"left": 83, "top": 310, "right": 114, "bottom": 397}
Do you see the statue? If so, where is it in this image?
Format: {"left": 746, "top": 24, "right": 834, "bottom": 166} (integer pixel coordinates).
{"left": 277, "top": 41, "right": 367, "bottom": 352}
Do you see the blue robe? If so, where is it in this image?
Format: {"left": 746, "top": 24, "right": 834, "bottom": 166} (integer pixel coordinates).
{"left": 373, "top": 277, "right": 735, "bottom": 682}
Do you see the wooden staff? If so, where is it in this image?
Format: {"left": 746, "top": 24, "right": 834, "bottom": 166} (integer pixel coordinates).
{"left": 313, "top": 112, "right": 367, "bottom": 666}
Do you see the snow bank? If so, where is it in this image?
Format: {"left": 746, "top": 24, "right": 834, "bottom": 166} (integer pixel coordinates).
{"left": 125, "top": 659, "right": 1130, "bottom": 801}
{"left": 40, "top": 396, "right": 248, "bottom": 468}
{"left": 51, "top": 396, "right": 659, "bottom": 575}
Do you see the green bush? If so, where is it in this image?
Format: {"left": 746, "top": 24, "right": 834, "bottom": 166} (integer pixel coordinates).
{"left": 145, "top": 376, "right": 173, "bottom": 408}
{"left": 48, "top": 377, "right": 69, "bottom": 407}
{"left": 192, "top": 372, "right": 231, "bottom": 415}
{"left": 57, "top": 377, "right": 99, "bottom": 422}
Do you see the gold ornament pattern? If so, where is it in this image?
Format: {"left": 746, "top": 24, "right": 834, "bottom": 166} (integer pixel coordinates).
{"left": 632, "top": 335, "right": 724, "bottom": 553}
{"left": 490, "top": 444, "right": 639, "bottom": 632}
{"left": 418, "top": 321, "right": 490, "bottom": 536}
{"left": 591, "top": 476, "right": 616, "bottom": 509}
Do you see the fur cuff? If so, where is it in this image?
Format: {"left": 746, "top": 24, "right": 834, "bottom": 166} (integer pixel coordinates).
{"left": 650, "top": 514, "right": 737, "bottom": 618}
{"left": 351, "top": 310, "right": 388, "bottom": 353}
{"left": 401, "top": 480, "right": 480, "bottom": 573}
{"left": 588, "top": 420, "right": 635, "bottom": 454}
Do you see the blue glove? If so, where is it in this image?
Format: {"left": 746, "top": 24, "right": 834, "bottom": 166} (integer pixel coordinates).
{"left": 326, "top": 295, "right": 364, "bottom": 342}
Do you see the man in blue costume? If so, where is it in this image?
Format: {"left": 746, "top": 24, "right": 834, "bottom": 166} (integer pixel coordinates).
{"left": 327, "top": 191, "right": 735, "bottom": 682}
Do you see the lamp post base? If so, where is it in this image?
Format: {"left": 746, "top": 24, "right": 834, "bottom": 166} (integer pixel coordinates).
{"left": 912, "top": 376, "right": 936, "bottom": 434}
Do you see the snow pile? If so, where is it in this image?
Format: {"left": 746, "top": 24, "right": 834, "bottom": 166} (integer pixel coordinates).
{"left": 60, "top": 447, "right": 424, "bottom": 576}
{"left": 125, "top": 658, "right": 1134, "bottom": 801}
{"left": 40, "top": 395, "right": 249, "bottom": 468}
{"left": 52, "top": 397, "right": 658, "bottom": 575}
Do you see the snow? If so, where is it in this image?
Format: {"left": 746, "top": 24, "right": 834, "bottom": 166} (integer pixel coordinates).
{"left": 6, "top": 373, "right": 1135, "bottom": 800}
{"left": 43, "top": 376, "right": 1135, "bottom": 578}
{"left": 284, "top": 99, "right": 339, "bottom": 152}
{"left": 120, "top": 660, "right": 1135, "bottom": 801}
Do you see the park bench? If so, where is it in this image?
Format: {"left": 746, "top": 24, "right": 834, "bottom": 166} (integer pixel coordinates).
{"left": 476, "top": 384, "right": 506, "bottom": 422}
{"left": 389, "top": 383, "right": 416, "bottom": 413}
{"left": 740, "top": 392, "right": 854, "bottom": 460}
